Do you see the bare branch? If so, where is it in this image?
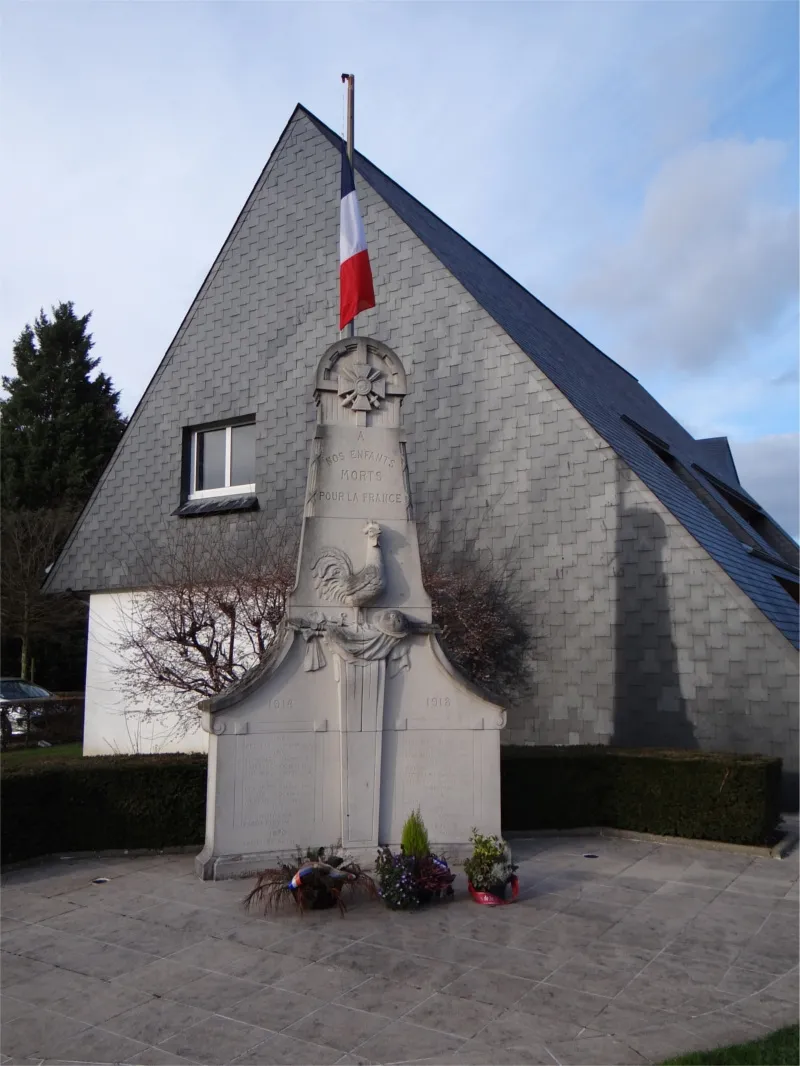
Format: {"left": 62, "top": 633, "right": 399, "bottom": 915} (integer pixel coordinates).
{"left": 111, "top": 516, "right": 298, "bottom": 726}
{"left": 418, "top": 521, "right": 535, "bottom": 705}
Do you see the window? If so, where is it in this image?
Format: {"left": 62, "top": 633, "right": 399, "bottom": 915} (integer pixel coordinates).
{"left": 621, "top": 415, "right": 799, "bottom": 570}
{"left": 189, "top": 421, "right": 255, "bottom": 499}
{"left": 693, "top": 465, "right": 799, "bottom": 570}
{"left": 621, "top": 418, "right": 761, "bottom": 549}
{"left": 775, "top": 577, "right": 800, "bottom": 604}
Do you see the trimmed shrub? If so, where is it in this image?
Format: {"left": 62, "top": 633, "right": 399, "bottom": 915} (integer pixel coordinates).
{"left": 29, "top": 698, "right": 85, "bottom": 745}
{"left": 400, "top": 808, "right": 430, "bottom": 860}
{"left": 501, "top": 746, "right": 782, "bottom": 846}
{"left": 2, "top": 746, "right": 782, "bottom": 866}
{"left": 1, "top": 753, "right": 206, "bottom": 864}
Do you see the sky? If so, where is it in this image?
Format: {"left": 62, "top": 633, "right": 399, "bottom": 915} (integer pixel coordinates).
{"left": 2, "top": 1, "right": 798, "bottom": 534}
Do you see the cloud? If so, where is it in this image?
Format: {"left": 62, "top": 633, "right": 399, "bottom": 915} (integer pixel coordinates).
{"left": 772, "top": 365, "right": 799, "bottom": 386}
{"left": 730, "top": 433, "right": 799, "bottom": 537}
{"left": 569, "top": 138, "right": 798, "bottom": 372}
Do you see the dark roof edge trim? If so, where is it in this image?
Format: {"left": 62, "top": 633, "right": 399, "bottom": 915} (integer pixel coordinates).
{"left": 693, "top": 465, "right": 764, "bottom": 512}
{"left": 620, "top": 414, "right": 672, "bottom": 454}
{"left": 172, "top": 495, "right": 259, "bottom": 518}
{"left": 745, "top": 545, "right": 800, "bottom": 576}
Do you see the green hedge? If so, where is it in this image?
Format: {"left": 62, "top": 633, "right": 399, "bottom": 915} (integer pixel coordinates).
{"left": 1, "top": 746, "right": 782, "bottom": 865}
{"left": 501, "top": 746, "right": 782, "bottom": 846}
{"left": 1, "top": 753, "right": 207, "bottom": 865}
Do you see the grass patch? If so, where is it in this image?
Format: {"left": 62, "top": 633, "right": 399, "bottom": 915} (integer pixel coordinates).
{"left": 663, "top": 1025, "right": 799, "bottom": 1065}
{"left": 1, "top": 743, "right": 83, "bottom": 769}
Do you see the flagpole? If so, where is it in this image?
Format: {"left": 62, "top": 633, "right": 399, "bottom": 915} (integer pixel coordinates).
{"left": 342, "top": 72, "right": 355, "bottom": 338}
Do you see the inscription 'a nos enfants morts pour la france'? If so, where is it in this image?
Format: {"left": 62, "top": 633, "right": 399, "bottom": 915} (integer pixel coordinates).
{"left": 313, "top": 444, "right": 407, "bottom": 507}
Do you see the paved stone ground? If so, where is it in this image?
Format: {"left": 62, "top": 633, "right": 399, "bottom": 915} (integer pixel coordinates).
{"left": 1, "top": 834, "right": 798, "bottom": 1065}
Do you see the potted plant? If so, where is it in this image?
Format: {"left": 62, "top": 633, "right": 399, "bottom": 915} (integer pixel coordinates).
{"left": 245, "top": 844, "right": 377, "bottom": 917}
{"left": 463, "top": 828, "right": 519, "bottom": 905}
{"left": 374, "top": 809, "right": 455, "bottom": 908}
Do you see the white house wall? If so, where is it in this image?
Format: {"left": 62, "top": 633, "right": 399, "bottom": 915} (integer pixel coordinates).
{"left": 84, "top": 591, "right": 208, "bottom": 756}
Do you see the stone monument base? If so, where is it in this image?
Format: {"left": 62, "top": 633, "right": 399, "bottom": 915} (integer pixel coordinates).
{"left": 195, "top": 627, "right": 504, "bottom": 880}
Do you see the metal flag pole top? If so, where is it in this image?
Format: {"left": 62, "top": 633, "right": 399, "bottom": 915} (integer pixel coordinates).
{"left": 342, "top": 73, "right": 355, "bottom": 337}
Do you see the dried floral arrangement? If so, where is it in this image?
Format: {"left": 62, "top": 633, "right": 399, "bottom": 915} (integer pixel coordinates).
{"left": 244, "top": 844, "right": 377, "bottom": 917}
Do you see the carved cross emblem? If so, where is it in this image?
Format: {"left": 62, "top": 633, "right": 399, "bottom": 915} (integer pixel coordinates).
{"left": 338, "top": 363, "right": 386, "bottom": 412}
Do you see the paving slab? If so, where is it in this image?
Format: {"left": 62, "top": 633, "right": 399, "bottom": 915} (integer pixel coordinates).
{"left": 158, "top": 1014, "right": 274, "bottom": 1064}
{"left": 228, "top": 1031, "right": 342, "bottom": 1064}
{"left": 221, "top": 983, "right": 327, "bottom": 1029}
{"left": 274, "top": 962, "right": 366, "bottom": 1002}
{"left": 102, "top": 998, "right": 212, "bottom": 1046}
{"left": 404, "top": 990, "right": 504, "bottom": 1039}
{"left": 284, "top": 1002, "right": 390, "bottom": 1052}
{"left": 47, "top": 1023, "right": 152, "bottom": 1064}
{"left": 332, "top": 975, "right": 429, "bottom": 1019}
{"left": 1, "top": 837, "right": 797, "bottom": 1064}
{"left": 350, "top": 1020, "right": 465, "bottom": 1064}
{"left": 164, "top": 971, "right": 267, "bottom": 1012}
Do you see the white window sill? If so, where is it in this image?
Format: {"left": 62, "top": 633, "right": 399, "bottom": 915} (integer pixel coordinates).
{"left": 188, "top": 483, "right": 256, "bottom": 501}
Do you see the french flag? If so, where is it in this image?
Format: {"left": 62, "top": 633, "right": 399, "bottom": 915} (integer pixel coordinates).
{"left": 339, "top": 149, "right": 375, "bottom": 330}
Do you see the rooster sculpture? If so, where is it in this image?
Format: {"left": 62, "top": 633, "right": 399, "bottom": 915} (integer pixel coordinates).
{"left": 311, "top": 520, "right": 386, "bottom": 619}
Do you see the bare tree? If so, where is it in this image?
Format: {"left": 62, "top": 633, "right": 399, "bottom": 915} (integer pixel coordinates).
{"left": 112, "top": 517, "right": 298, "bottom": 728}
{"left": 418, "top": 524, "right": 534, "bottom": 705}
{"left": 0, "top": 507, "right": 85, "bottom": 681}
{"left": 111, "top": 515, "right": 534, "bottom": 731}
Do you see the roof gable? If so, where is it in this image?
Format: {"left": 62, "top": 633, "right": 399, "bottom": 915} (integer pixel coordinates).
{"left": 46, "top": 104, "right": 798, "bottom": 647}
{"left": 694, "top": 437, "right": 741, "bottom": 487}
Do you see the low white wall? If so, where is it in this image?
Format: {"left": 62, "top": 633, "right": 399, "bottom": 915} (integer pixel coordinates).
{"left": 84, "top": 591, "right": 208, "bottom": 756}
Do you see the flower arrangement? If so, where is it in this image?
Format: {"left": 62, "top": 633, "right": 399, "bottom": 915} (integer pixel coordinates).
{"left": 374, "top": 810, "right": 455, "bottom": 909}
{"left": 374, "top": 847, "right": 420, "bottom": 909}
{"left": 463, "top": 828, "right": 518, "bottom": 904}
{"left": 244, "top": 844, "right": 377, "bottom": 917}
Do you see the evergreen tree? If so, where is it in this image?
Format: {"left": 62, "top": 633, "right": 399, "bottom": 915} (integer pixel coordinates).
{"left": 1, "top": 302, "right": 126, "bottom": 510}
{"left": 1, "top": 302, "right": 126, "bottom": 685}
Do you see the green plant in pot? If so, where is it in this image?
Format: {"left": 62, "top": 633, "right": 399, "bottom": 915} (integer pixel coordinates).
{"left": 400, "top": 808, "right": 430, "bottom": 862}
{"left": 463, "top": 828, "right": 519, "bottom": 904}
{"left": 375, "top": 809, "right": 455, "bottom": 907}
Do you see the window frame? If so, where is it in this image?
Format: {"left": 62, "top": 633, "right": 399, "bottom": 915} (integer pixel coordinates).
{"left": 188, "top": 420, "right": 256, "bottom": 501}
{"left": 621, "top": 414, "right": 798, "bottom": 568}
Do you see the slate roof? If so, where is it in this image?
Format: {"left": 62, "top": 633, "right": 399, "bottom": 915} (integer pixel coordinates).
{"left": 694, "top": 437, "right": 742, "bottom": 489}
{"left": 303, "top": 108, "right": 799, "bottom": 647}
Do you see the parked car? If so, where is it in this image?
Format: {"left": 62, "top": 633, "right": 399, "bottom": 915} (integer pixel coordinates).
{"left": 1, "top": 678, "right": 54, "bottom": 722}
{"left": 0, "top": 678, "right": 58, "bottom": 747}
{"left": 0, "top": 678, "right": 54, "bottom": 702}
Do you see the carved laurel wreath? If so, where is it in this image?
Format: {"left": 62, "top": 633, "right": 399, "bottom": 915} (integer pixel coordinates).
{"left": 338, "top": 363, "right": 386, "bottom": 412}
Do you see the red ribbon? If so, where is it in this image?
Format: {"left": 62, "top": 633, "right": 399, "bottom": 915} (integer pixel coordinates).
{"left": 467, "top": 875, "right": 519, "bottom": 906}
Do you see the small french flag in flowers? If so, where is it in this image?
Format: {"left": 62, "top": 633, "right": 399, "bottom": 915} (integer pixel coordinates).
{"left": 339, "top": 148, "right": 376, "bottom": 330}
